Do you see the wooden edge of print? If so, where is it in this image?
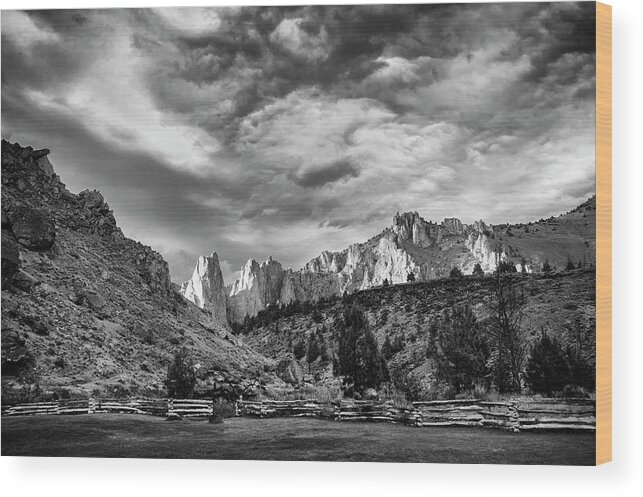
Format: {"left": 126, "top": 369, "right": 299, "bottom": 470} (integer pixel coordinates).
{"left": 595, "top": 1, "right": 612, "bottom": 466}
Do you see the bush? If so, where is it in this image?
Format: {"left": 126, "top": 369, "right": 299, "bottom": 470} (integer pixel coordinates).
{"left": 211, "top": 401, "right": 236, "bottom": 418}
{"left": 472, "top": 263, "right": 484, "bottom": 276}
{"left": 292, "top": 339, "right": 306, "bottom": 360}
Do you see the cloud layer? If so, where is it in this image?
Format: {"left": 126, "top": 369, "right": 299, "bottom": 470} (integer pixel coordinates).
{"left": 1, "top": 3, "right": 596, "bottom": 283}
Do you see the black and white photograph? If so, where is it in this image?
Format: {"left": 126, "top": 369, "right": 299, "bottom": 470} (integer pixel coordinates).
{"left": 1, "top": 2, "right": 600, "bottom": 465}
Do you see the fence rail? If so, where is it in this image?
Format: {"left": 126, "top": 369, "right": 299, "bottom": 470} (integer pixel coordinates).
{"left": 1, "top": 397, "right": 595, "bottom": 432}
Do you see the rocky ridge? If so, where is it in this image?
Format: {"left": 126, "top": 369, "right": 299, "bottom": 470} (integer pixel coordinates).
{"left": 183, "top": 199, "right": 595, "bottom": 323}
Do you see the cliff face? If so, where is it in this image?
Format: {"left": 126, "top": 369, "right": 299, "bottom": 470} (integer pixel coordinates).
{"left": 182, "top": 200, "right": 595, "bottom": 324}
{"left": 1, "top": 140, "right": 269, "bottom": 399}
{"left": 180, "top": 252, "right": 227, "bottom": 325}
{"left": 225, "top": 257, "right": 285, "bottom": 323}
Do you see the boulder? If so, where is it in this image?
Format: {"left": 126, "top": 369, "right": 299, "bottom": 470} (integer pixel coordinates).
{"left": 83, "top": 291, "right": 105, "bottom": 312}
{"left": 9, "top": 205, "right": 56, "bottom": 250}
{"left": 79, "top": 189, "right": 108, "bottom": 213}
{"left": 275, "top": 354, "right": 304, "bottom": 385}
{"left": 1, "top": 230, "right": 20, "bottom": 289}
{"left": 166, "top": 412, "right": 183, "bottom": 421}
{"left": 363, "top": 388, "right": 379, "bottom": 400}
{"left": 12, "top": 270, "right": 41, "bottom": 293}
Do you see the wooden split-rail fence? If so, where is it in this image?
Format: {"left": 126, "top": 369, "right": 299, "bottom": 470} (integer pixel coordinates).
{"left": 1, "top": 398, "right": 213, "bottom": 418}
{"left": 1, "top": 397, "right": 595, "bottom": 432}
{"left": 236, "top": 398, "right": 596, "bottom": 432}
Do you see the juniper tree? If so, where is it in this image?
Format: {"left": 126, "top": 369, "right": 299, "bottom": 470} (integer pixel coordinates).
{"left": 426, "top": 305, "right": 489, "bottom": 393}
{"left": 524, "top": 331, "right": 569, "bottom": 395}
{"left": 473, "top": 263, "right": 484, "bottom": 276}
{"left": 165, "top": 348, "right": 197, "bottom": 398}
{"left": 336, "top": 305, "right": 388, "bottom": 393}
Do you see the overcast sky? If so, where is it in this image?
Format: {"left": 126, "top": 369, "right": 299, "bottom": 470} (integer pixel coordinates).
{"left": 1, "top": 3, "right": 596, "bottom": 283}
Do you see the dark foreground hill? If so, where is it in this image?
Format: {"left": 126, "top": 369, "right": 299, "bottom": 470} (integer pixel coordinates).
{"left": 1, "top": 140, "right": 270, "bottom": 401}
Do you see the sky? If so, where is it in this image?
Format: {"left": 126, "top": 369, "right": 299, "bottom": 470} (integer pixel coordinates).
{"left": 1, "top": 2, "right": 597, "bottom": 284}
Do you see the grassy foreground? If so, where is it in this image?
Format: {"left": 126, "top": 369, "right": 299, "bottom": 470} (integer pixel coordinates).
{"left": 1, "top": 414, "right": 595, "bottom": 465}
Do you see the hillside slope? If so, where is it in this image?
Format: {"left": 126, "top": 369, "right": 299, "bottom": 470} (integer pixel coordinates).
{"left": 1, "top": 140, "right": 270, "bottom": 400}
{"left": 239, "top": 269, "right": 596, "bottom": 396}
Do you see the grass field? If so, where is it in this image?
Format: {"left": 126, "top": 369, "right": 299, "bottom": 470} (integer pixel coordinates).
{"left": 1, "top": 415, "right": 595, "bottom": 464}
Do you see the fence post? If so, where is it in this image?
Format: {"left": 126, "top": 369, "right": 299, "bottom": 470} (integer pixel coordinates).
{"left": 167, "top": 398, "right": 174, "bottom": 417}
{"left": 509, "top": 400, "right": 520, "bottom": 432}
{"left": 88, "top": 397, "right": 96, "bottom": 414}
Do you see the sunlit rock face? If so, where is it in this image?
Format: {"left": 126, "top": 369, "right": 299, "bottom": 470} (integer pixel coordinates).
{"left": 224, "top": 212, "right": 489, "bottom": 320}
{"left": 181, "top": 252, "right": 227, "bottom": 324}
{"left": 226, "top": 257, "right": 285, "bottom": 323}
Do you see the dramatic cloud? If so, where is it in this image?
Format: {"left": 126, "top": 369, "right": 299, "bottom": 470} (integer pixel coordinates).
{"left": 1, "top": 3, "right": 596, "bottom": 283}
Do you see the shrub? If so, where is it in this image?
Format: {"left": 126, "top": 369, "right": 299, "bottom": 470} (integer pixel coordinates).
{"left": 472, "top": 263, "right": 484, "bottom": 276}
{"left": 292, "top": 339, "right": 306, "bottom": 360}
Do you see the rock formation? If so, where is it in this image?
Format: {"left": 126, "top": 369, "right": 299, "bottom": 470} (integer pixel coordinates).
{"left": 181, "top": 252, "right": 227, "bottom": 324}
{"left": 226, "top": 257, "right": 285, "bottom": 323}
{"left": 183, "top": 197, "right": 596, "bottom": 324}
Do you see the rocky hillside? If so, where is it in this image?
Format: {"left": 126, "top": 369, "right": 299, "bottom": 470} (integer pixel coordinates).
{"left": 239, "top": 269, "right": 596, "bottom": 395}
{"left": 182, "top": 198, "right": 595, "bottom": 323}
{"left": 1, "top": 140, "right": 270, "bottom": 400}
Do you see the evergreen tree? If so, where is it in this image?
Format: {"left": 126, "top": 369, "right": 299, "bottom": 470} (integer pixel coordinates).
{"left": 336, "top": 305, "right": 388, "bottom": 393}
{"left": 472, "top": 263, "right": 484, "bottom": 276}
{"left": 381, "top": 334, "right": 393, "bottom": 360}
{"left": 525, "top": 331, "right": 570, "bottom": 395}
{"left": 407, "top": 272, "right": 416, "bottom": 282}
{"left": 449, "top": 267, "right": 463, "bottom": 279}
{"left": 542, "top": 259, "right": 552, "bottom": 273}
{"left": 292, "top": 338, "right": 306, "bottom": 360}
{"left": 383, "top": 278, "right": 390, "bottom": 287}
{"left": 498, "top": 261, "right": 517, "bottom": 274}
{"left": 305, "top": 333, "right": 321, "bottom": 371}
{"left": 426, "top": 305, "right": 489, "bottom": 393}
{"left": 566, "top": 256, "right": 576, "bottom": 271}
{"left": 165, "top": 348, "right": 197, "bottom": 398}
